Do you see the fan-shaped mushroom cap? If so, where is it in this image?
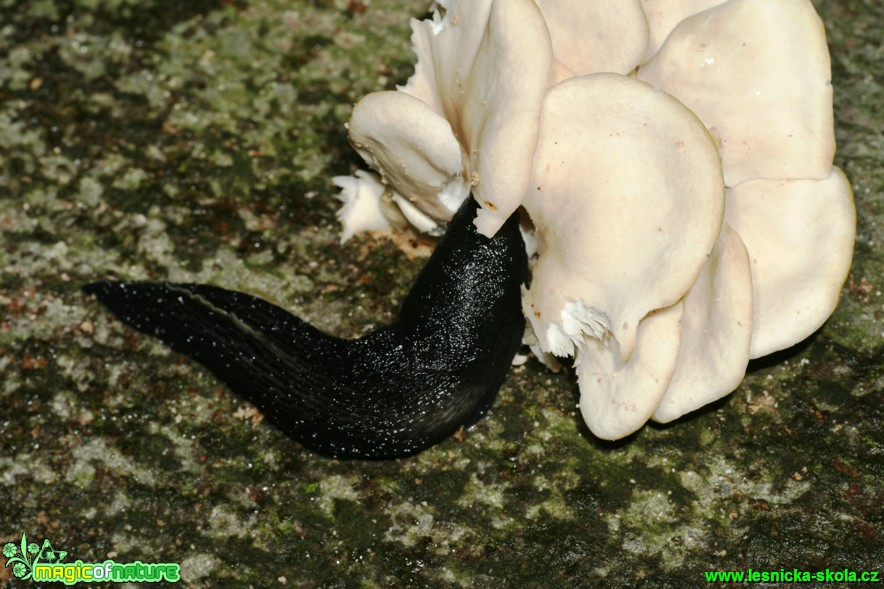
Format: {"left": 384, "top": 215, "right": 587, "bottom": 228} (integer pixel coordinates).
{"left": 348, "top": 91, "right": 467, "bottom": 224}
{"left": 534, "top": 0, "right": 648, "bottom": 81}
{"left": 652, "top": 224, "right": 753, "bottom": 423}
{"left": 522, "top": 73, "right": 724, "bottom": 364}
{"left": 400, "top": 0, "right": 552, "bottom": 237}
{"left": 637, "top": 0, "right": 834, "bottom": 186}
{"left": 724, "top": 167, "right": 855, "bottom": 358}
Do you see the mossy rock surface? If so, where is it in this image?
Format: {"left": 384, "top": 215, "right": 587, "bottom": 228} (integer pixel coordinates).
{"left": 1, "top": 1, "right": 881, "bottom": 587}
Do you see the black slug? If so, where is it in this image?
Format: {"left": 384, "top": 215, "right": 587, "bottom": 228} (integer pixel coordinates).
{"left": 82, "top": 196, "right": 527, "bottom": 459}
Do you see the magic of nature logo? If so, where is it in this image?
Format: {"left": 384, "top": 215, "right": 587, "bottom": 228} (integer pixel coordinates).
{"left": 3, "top": 533, "right": 180, "bottom": 585}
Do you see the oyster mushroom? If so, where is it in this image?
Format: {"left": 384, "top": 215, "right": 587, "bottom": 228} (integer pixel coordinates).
{"left": 640, "top": 0, "right": 726, "bottom": 62}
{"left": 522, "top": 74, "right": 725, "bottom": 438}
{"left": 534, "top": 0, "right": 648, "bottom": 81}
{"left": 636, "top": 0, "right": 855, "bottom": 361}
{"left": 636, "top": 0, "right": 835, "bottom": 186}
{"left": 346, "top": 0, "right": 552, "bottom": 237}
{"left": 347, "top": 90, "right": 466, "bottom": 228}
{"left": 652, "top": 224, "right": 753, "bottom": 422}
{"left": 724, "top": 170, "right": 855, "bottom": 358}
{"left": 334, "top": 0, "right": 855, "bottom": 441}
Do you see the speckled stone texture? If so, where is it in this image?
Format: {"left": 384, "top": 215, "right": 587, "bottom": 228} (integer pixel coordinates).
{"left": 1, "top": 1, "right": 881, "bottom": 587}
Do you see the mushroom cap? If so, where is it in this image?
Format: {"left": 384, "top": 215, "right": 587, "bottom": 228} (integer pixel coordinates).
{"left": 348, "top": 90, "right": 467, "bottom": 224}
{"left": 652, "top": 224, "right": 753, "bottom": 423}
{"left": 398, "top": 0, "right": 495, "bottom": 111}
{"left": 578, "top": 303, "right": 683, "bottom": 440}
{"left": 640, "top": 0, "right": 726, "bottom": 62}
{"left": 400, "top": 0, "right": 553, "bottom": 238}
{"left": 637, "top": 0, "right": 835, "bottom": 186}
{"left": 724, "top": 167, "right": 856, "bottom": 358}
{"left": 534, "top": 0, "right": 648, "bottom": 81}
{"left": 522, "top": 73, "right": 724, "bottom": 363}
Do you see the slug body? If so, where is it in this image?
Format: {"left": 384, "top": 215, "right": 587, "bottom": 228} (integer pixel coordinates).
{"left": 83, "top": 197, "right": 527, "bottom": 459}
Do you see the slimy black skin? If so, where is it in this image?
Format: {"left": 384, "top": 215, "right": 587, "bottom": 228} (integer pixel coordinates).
{"left": 82, "top": 197, "right": 527, "bottom": 459}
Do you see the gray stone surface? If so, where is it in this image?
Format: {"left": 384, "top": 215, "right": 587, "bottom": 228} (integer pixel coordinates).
{"left": 1, "top": 0, "right": 880, "bottom": 587}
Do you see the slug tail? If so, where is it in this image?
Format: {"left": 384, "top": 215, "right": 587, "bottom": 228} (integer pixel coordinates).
{"left": 82, "top": 281, "right": 366, "bottom": 445}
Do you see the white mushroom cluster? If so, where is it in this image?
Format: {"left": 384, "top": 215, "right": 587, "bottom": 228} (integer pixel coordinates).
{"left": 334, "top": 0, "right": 856, "bottom": 439}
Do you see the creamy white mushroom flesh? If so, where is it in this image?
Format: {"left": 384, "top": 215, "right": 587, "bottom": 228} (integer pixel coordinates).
{"left": 723, "top": 170, "right": 856, "bottom": 358}
{"left": 637, "top": 0, "right": 856, "bottom": 364}
{"left": 652, "top": 224, "right": 753, "bottom": 423}
{"left": 534, "top": 0, "right": 648, "bottom": 81}
{"left": 639, "top": 0, "right": 727, "bottom": 62}
{"left": 332, "top": 170, "right": 391, "bottom": 244}
{"left": 522, "top": 74, "right": 725, "bottom": 439}
{"left": 359, "top": 0, "right": 553, "bottom": 238}
{"left": 637, "top": 0, "right": 835, "bottom": 186}
{"left": 347, "top": 91, "right": 467, "bottom": 225}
